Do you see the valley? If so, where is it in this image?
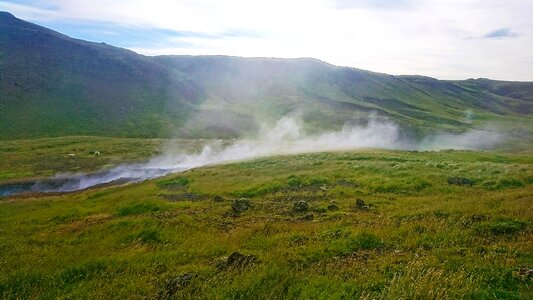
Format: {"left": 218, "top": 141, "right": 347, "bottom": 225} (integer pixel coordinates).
{"left": 0, "top": 9, "right": 532, "bottom": 300}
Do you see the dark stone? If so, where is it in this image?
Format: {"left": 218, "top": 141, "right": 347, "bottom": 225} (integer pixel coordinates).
{"left": 327, "top": 204, "right": 339, "bottom": 211}
{"left": 518, "top": 266, "right": 533, "bottom": 281}
{"left": 159, "top": 273, "right": 196, "bottom": 298}
{"left": 293, "top": 200, "right": 309, "bottom": 212}
{"left": 225, "top": 252, "right": 257, "bottom": 268}
{"left": 213, "top": 195, "right": 224, "bottom": 202}
{"left": 447, "top": 177, "right": 474, "bottom": 186}
{"left": 356, "top": 198, "right": 370, "bottom": 211}
{"left": 471, "top": 215, "right": 488, "bottom": 222}
{"left": 303, "top": 213, "right": 314, "bottom": 221}
{"left": 232, "top": 198, "right": 251, "bottom": 214}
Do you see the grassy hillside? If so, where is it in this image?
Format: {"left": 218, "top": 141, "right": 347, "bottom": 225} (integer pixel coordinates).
{"left": 1, "top": 12, "right": 532, "bottom": 140}
{"left": 159, "top": 56, "right": 533, "bottom": 138}
{"left": 0, "top": 12, "right": 200, "bottom": 139}
{"left": 1, "top": 141, "right": 532, "bottom": 298}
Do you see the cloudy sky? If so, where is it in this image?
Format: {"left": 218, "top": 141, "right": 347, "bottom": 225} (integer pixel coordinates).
{"left": 2, "top": 0, "right": 532, "bottom": 80}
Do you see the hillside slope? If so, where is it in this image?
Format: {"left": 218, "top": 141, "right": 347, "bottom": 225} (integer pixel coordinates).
{"left": 1, "top": 12, "right": 532, "bottom": 139}
{"left": 0, "top": 12, "right": 200, "bottom": 138}
{"left": 157, "top": 56, "right": 532, "bottom": 137}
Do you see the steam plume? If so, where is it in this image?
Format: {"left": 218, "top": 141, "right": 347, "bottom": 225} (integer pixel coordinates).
{"left": 1, "top": 114, "right": 505, "bottom": 196}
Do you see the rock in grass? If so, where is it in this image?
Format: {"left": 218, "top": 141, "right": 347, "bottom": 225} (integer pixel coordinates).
{"left": 356, "top": 199, "right": 370, "bottom": 211}
{"left": 471, "top": 215, "right": 488, "bottom": 222}
{"left": 159, "top": 273, "right": 196, "bottom": 298}
{"left": 293, "top": 200, "right": 309, "bottom": 212}
{"left": 232, "top": 198, "right": 252, "bottom": 214}
{"left": 225, "top": 252, "right": 257, "bottom": 268}
{"left": 302, "top": 213, "right": 314, "bottom": 221}
{"left": 447, "top": 177, "right": 474, "bottom": 186}
{"left": 327, "top": 204, "right": 339, "bottom": 211}
{"left": 517, "top": 267, "right": 533, "bottom": 281}
{"left": 213, "top": 195, "right": 224, "bottom": 202}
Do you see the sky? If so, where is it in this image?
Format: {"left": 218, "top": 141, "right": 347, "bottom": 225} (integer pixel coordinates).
{"left": 1, "top": 0, "right": 532, "bottom": 81}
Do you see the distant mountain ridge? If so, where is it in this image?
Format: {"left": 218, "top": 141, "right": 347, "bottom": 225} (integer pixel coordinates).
{"left": 1, "top": 11, "right": 532, "bottom": 140}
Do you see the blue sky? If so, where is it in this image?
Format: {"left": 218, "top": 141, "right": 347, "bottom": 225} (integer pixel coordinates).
{"left": 1, "top": 0, "right": 532, "bottom": 80}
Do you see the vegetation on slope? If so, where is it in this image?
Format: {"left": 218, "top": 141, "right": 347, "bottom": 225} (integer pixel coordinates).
{"left": 1, "top": 12, "right": 532, "bottom": 140}
{"left": 1, "top": 140, "right": 532, "bottom": 299}
{"left": 0, "top": 12, "right": 199, "bottom": 139}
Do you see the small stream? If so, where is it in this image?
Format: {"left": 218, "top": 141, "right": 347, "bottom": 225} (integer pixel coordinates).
{"left": 0, "top": 166, "right": 185, "bottom": 197}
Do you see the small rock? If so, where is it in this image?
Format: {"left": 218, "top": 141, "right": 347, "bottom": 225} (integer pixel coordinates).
{"left": 327, "top": 204, "right": 339, "bottom": 211}
{"left": 232, "top": 198, "right": 251, "bottom": 214}
{"left": 159, "top": 273, "right": 196, "bottom": 298}
{"left": 356, "top": 199, "right": 370, "bottom": 211}
{"left": 471, "top": 215, "right": 488, "bottom": 222}
{"left": 213, "top": 195, "right": 224, "bottom": 202}
{"left": 518, "top": 266, "right": 533, "bottom": 279}
{"left": 293, "top": 200, "right": 309, "bottom": 212}
{"left": 225, "top": 252, "right": 257, "bottom": 268}
{"left": 302, "top": 213, "right": 314, "bottom": 221}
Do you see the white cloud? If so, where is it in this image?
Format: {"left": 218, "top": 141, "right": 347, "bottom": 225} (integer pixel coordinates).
{"left": 2, "top": 0, "right": 532, "bottom": 80}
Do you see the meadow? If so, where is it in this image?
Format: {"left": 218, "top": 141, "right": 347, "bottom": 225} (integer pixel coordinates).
{"left": 0, "top": 137, "right": 532, "bottom": 299}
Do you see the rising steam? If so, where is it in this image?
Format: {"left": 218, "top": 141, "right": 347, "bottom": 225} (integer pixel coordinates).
{"left": 1, "top": 114, "right": 505, "bottom": 196}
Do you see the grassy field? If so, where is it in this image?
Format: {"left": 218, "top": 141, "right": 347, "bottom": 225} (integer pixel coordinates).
{"left": 0, "top": 137, "right": 210, "bottom": 183}
{"left": 1, "top": 137, "right": 532, "bottom": 299}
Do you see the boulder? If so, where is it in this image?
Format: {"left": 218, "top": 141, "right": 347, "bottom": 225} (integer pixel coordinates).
{"left": 232, "top": 198, "right": 251, "bottom": 214}
{"left": 293, "top": 200, "right": 309, "bottom": 212}
{"left": 225, "top": 252, "right": 257, "bottom": 268}
{"left": 356, "top": 199, "right": 370, "bottom": 211}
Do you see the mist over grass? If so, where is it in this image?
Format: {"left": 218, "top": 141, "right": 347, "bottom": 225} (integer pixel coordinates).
{"left": 151, "top": 113, "right": 505, "bottom": 168}
{"left": 1, "top": 114, "right": 506, "bottom": 195}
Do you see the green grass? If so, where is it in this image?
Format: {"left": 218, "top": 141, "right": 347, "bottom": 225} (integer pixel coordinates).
{"left": 0, "top": 136, "right": 208, "bottom": 183}
{"left": 0, "top": 139, "right": 532, "bottom": 299}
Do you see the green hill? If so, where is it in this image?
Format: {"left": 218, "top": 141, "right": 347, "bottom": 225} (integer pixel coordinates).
{"left": 0, "top": 12, "right": 200, "bottom": 138}
{"left": 1, "top": 12, "right": 532, "bottom": 140}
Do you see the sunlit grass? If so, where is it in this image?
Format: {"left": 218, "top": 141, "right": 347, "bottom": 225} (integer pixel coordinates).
{"left": 0, "top": 139, "right": 532, "bottom": 298}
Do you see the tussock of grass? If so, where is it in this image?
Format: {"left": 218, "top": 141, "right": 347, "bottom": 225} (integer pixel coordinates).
{"left": 476, "top": 218, "right": 528, "bottom": 236}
